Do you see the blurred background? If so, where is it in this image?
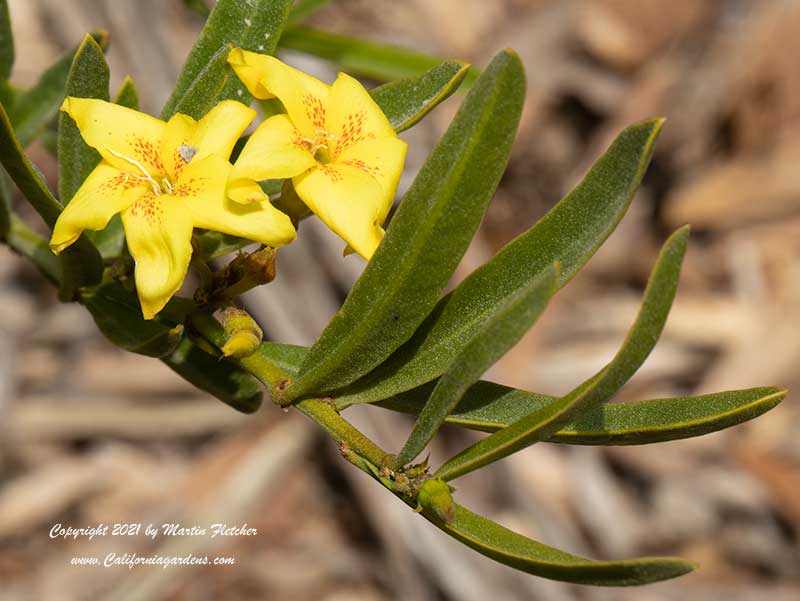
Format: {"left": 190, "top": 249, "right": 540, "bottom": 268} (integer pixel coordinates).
{"left": 2, "top": 0, "right": 800, "bottom": 599}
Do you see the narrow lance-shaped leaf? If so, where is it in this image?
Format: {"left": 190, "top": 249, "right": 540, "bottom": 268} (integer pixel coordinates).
{"left": 56, "top": 34, "right": 108, "bottom": 301}
{"left": 80, "top": 282, "right": 185, "bottom": 358}
{"left": 113, "top": 75, "right": 139, "bottom": 110}
{"left": 255, "top": 341, "right": 308, "bottom": 375}
{"left": 8, "top": 31, "right": 109, "bottom": 147}
{"left": 279, "top": 25, "right": 478, "bottom": 85}
{"left": 4, "top": 215, "right": 61, "bottom": 283}
{"left": 0, "top": 0, "right": 13, "bottom": 81}
{"left": 162, "top": 0, "right": 292, "bottom": 118}
{"left": 395, "top": 264, "right": 558, "bottom": 467}
{"left": 193, "top": 231, "right": 253, "bottom": 260}
{"left": 169, "top": 44, "right": 231, "bottom": 120}
{"left": 0, "top": 165, "right": 9, "bottom": 237}
{"left": 0, "top": 79, "right": 10, "bottom": 109}
{"left": 163, "top": 337, "right": 263, "bottom": 414}
{"left": 371, "top": 60, "right": 469, "bottom": 133}
{"left": 0, "top": 100, "right": 103, "bottom": 296}
{"left": 380, "top": 382, "right": 786, "bottom": 445}
{"left": 285, "top": 49, "right": 526, "bottom": 402}
{"left": 218, "top": 0, "right": 292, "bottom": 102}
{"left": 335, "top": 118, "right": 666, "bottom": 408}
{"left": 230, "top": 338, "right": 787, "bottom": 446}
{"left": 0, "top": 101, "right": 63, "bottom": 227}
{"left": 58, "top": 33, "right": 109, "bottom": 204}
{"left": 427, "top": 504, "right": 693, "bottom": 586}
{"left": 435, "top": 226, "right": 690, "bottom": 481}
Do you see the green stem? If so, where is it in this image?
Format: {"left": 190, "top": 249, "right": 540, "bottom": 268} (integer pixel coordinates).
{"left": 3, "top": 215, "right": 61, "bottom": 284}
{"left": 219, "top": 273, "right": 263, "bottom": 301}
{"left": 189, "top": 311, "right": 390, "bottom": 469}
{"left": 190, "top": 253, "right": 214, "bottom": 291}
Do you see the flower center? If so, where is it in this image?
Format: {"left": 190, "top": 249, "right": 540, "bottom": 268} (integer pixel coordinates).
{"left": 302, "top": 129, "right": 339, "bottom": 164}
{"left": 105, "top": 147, "right": 174, "bottom": 196}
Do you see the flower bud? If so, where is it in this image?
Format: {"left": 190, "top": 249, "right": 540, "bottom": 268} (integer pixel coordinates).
{"left": 220, "top": 308, "right": 263, "bottom": 358}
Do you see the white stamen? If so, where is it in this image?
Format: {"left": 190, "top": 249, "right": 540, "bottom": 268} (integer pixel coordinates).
{"left": 321, "top": 130, "right": 339, "bottom": 142}
{"left": 303, "top": 130, "right": 341, "bottom": 156}
{"left": 104, "top": 146, "right": 161, "bottom": 195}
{"left": 161, "top": 178, "right": 174, "bottom": 194}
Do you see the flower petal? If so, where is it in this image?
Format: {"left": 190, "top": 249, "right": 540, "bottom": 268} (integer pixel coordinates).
{"left": 229, "top": 114, "right": 316, "bottom": 196}
{"left": 61, "top": 97, "right": 166, "bottom": 177}
{"left": 336, "top": 136, "right": 407, "bottom": 223}
{"left": 162, "top": 112, "right": 197, "bottom": 181}
{"left": 193, "top": 100, "right": 255, "bottom": 160}
{"left": 181, "top": 155, "right": 296, "bottom": 247}
{"left": 50, "top": 162, "right": 148, "bottom": 254}
{"left": 228, "top": 49, "right": 330, "bottom": 138}
{"left": 293, "top": 163, "right": 385, "bottom": 259}
{"left": 326, "top": 73, "right": 396, "bottom": 159}
{"left": 162, "top": 101, "right": 255, "bottom": 182}
{"left": 121, "top": 192, "right": 194, "bottom": 320}
{"left": 227, "top": 180, "right": 272, "bottom": 205}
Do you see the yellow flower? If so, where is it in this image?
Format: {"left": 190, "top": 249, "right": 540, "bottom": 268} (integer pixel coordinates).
{"left": 227, "top": 49, "right": 407, "bottom": 259}
{"left": 51, "top": 98, "right": 296, "bottom": 319}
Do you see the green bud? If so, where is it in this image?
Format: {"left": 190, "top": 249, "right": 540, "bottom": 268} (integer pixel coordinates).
{"left": 220, "top": 308, "right": 263, "bottom": 358}
{"left": 273, "top": 180, "right": 312, "bottom": 227}
{"left": 417, "top": 478, "right": 455, "bottom": 523}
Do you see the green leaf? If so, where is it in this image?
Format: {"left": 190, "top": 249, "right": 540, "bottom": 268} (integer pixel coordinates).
{"left": 58, "top": 34, "right": 109, "bottom": 205}
{"left": 163, "top": 0, "right": 292, "bottom": 119}
{"left": 0, "top": 79, "right": 12, "bottom": 108}
{"left": 434, "top": 227, "right": 689, "bottom": 481}
{"left": 194, "top": 231, "right": 253, "bottom": 260}
{"left": 279, "top": 25, "right": 478, "bottom": 85}
{"left": 371, "top": 60, "right": 469, "bottom": 133}
{"left": 0, "top": 101, "right": 102, "bottom": 299}
{"left": 81, "top": 282, "right": 185, "bottom": 358}
{"left": 335, "top": 118, "right": 666, "bottom": 408}
{"left": 380, "top": 382, "right": 785, "bottom": 444}
{"left": 163, "top": 336, "right": 263, "bottom": 414}
{"left": 256, "top": 97, "right": 284, "bottom": 120}
{"left": 0, "top": 165, "right": 9, "bottom": 238}
{"left": 255, "top": 340, "right": 308, "bottom": 374}
{"left": 395, "top": 264, "right": 558, "bottom": 466}
{"left": 206, "top": 337, "right": 785, "bottom": 446}
{"left": 113, "top": 75, "right": 139, "bottom": 109}
{"left": 0, "top": 101, "right": 62, "bottom": 227}
{"left": 429, "top": 504, "right": 693, "bottom": 586}
{"left": 285, "top": 49, "right": 526, "bottom": 402}
{"left": 3, "top": 214, "right": 61, "bottom": 283}
{"left": 56, "top": 34, "right": 108, "bottom": 301}
{"left": 0, "top": 0, "right": 13, "bottom": 81}
{"left": 170, "top": 44, "right": 231, "bottom": 120}
{"left": 288, "top": 0, "right": 330, "bottom": 23}
{"left": 218, "top": 0, "right": 293, "bottom": 102}
{"left": 8, "top": 31, "right": 108, "bottom": 147}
